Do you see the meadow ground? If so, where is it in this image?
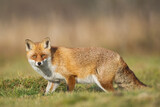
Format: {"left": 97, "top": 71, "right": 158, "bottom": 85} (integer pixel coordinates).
{"left": 0, "top": 54, "right": 160, "bottom": 107}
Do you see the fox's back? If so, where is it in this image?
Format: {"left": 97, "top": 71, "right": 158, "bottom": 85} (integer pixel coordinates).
{"left": 53, "top": 47, "right": 121, "bottom": 78}
{"left": 70, "top": 47, "right": 120, "bottom": 65}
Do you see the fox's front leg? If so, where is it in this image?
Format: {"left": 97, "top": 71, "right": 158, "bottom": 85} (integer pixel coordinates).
{"left": 45, "top": 81, "right": 60, "bottom": 95}
{"left": 66, "top": 76, "right": 76, "bottom": 92}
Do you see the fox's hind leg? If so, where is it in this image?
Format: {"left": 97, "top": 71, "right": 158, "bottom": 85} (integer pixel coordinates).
{"left": 93, "top": 66, "right": 116, "bottom": 92}
{"left": 100, "top": 81, "right": 114, "bottom": 92}
{"left": 92, "top": 75, "right": 108, "bottom": 92}
{"left": 93, "top": 75, "right": 115, "bottom": 92}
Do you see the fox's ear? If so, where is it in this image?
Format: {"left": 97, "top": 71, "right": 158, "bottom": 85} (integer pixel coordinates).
{"left": 42, "top": 37, "right": 51, "bottom": 49}
{"left": 25, "top": 39, "right": 35, "bottom": 51}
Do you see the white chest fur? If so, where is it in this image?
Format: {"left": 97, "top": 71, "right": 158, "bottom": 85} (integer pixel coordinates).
{"left": 28, "top": 57, "right": 97, "bottom": 84}
{"left": 28, "top": 57, "right": 65, "bottom": 81}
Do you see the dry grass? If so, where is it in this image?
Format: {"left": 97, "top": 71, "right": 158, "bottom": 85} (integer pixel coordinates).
{"left": 0, "top": 0, "right": 160, "bottom": 54}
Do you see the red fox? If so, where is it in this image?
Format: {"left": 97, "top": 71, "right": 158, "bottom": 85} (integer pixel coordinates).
{"left": 25, "top": 37, "right": 147, "bottom": 94}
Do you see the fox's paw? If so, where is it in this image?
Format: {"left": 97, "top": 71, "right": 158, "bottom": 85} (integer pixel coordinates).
{"left": 44, "top": 91, "right": 52, "bottom": 95}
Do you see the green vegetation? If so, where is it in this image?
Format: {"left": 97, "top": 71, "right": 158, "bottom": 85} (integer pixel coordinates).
{"left": 0, "top": 55, "right": 160, "bottom": 107}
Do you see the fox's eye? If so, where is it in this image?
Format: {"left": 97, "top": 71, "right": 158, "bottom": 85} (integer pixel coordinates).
{"left": 41, "top": 54, "right": 46, "bottom": 58}
{"left": 32, "top": 55, "right": 37, "bottom": 59}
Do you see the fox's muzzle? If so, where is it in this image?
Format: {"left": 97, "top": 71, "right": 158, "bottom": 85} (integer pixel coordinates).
{"left": 36, "top": 61, "right": 44, "bottom": 66}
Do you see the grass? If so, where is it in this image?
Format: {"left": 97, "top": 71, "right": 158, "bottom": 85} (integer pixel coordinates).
{"left": 0, "top": 54, "right": 160, "bottom": 107}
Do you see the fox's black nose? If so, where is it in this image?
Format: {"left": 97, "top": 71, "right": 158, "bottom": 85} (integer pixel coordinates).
{"left": 38, "top": 62, "right": 41, "bottom": 66}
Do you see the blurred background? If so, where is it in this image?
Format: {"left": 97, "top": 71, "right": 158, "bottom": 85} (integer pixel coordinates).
{"left": 0, "top": 0, "right": 160, "bottom": 55}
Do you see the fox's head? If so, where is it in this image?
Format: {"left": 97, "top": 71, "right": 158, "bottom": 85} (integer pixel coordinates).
{"left": 25, "top": 37, "right": 51, "bottom": 67}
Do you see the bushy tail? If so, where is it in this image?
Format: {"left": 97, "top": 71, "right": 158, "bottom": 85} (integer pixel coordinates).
{"left": 114, "top": 58, "right": 147, "bottom": 90}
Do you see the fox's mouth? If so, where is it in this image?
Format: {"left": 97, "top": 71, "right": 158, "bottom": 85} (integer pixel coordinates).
{"left": 36, "top": 64, "right": 43, "bottom": 67}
